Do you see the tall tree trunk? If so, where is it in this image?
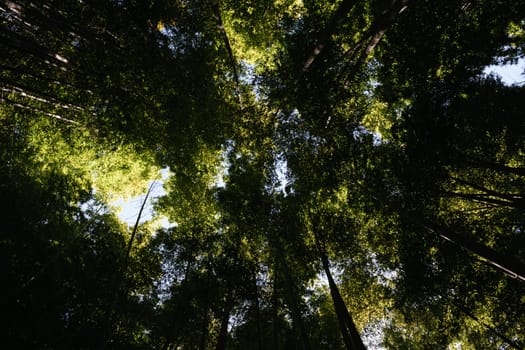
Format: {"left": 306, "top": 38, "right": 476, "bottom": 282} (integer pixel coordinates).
{"left": 426, "top": 221, "right": 525, "bottom": 282}
{"left": 449, "top": 299, "right": 523, "bottom": 350}
{"left": 209, "top": 0, "right": 243, "bottom": 109}
{"left": 449, "top": 176, "right": 523, "bottom": 202}
{"left": 199, "top": 280, "right": 211, "bottom": 350}
{"left": 0, "top": 96, "right": 80, "bottom": 125}
{"left": 0, "top": 63, "right": 90, "bottom": 92}
{"left": 364, "top": 184, "right": 525, "bottom": 283}
{"left": 215, "top": 293, "right": 234, "bottom": 350}
{"left": 465, "top": 156, "right": 525, "bottom": 177}
{"left": 162, "top": 260, "right": 194, "bottom": 350}
{"left": 443, "top": 191, "right": 519, "bottom": 208}
{"left": 275, "top": 244, "right": 312, "bottom": 350}
{"left": 253, "top": 277, "right": 264, "bottom": 350}
{"left": 344, "top": 0, "right": 408, "bottom": 78}
{"left": 320, "top": 252, "right": 366, "bottom": 350}
{"left": 0, "top": 26, "right": 69, "bottom": 66}
{"left": 302, "top": 0, "right": 356, "bottom": 71}
{"left": 272, "top": 278, "right": 280, "bottom": 350}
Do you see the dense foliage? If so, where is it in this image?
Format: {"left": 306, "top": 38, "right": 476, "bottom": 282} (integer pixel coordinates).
{"left": 1, "top": 0, "right": 525, "bottom": 348}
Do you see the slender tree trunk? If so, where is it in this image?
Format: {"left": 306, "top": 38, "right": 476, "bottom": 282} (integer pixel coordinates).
{"left": 0, "top": 96, "right": 80, "bottom": 125}
{"left": 302, "top": 0, "right": 356, "bottom": 71}
{"left": 272, "top": 278, "right": 280, "bottom": 350}
{"left": 253, "top": 277, "right": 264, "bottom": 350}
{"left": 345, "top": 0, "right": 408, "bottom": 78}
{"left": 215, "top": 293, "right": 234, "bottom": 350}
{"left": 364, "top": 184, "right": 525, "bottom": 283}
{"left": 449, "top": 299, "right": 523, "bottom": 350}
{"left": 0, "top": 63, "right": 90, "bottom": 92}
{"left": 275, "top": 244, "right": 312, "bottom": 350}
{"left": 198, "top": 305, "right": 210, "bottom": 350}
{"left": 320, "top": 252, "right": 366, "bottom": 350}
{"left": 162, "top": 260, "right": 194, "bottom": 350}
{"left": 465, "top": 156, "right": 525, "bottom": 177}
{"left": 443, "top": 191, "right": 519, "bottom": 208}
{"left": 0, "top": 79, "right": 85, "bottom": 113}
{"left": 0, "top": 26, "right": 69, "bottom": 66}
{"left": 425, "top": 221, "right": 525, "bottom": 282}
{"left": 199, "top": 267, "right": 213, "bottom": 350}
{"left": 3, "top": 0, "right": 115, "bottom": 45}
{"left": 209, "top": 0, "right": 243, "bottom": 109}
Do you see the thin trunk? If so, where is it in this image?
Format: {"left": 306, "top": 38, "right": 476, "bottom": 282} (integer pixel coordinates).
{"left": 102, "top": 180, "right": 158, "bottom": 349}
{"left": 0, "top": 63, "right": 91, "bottom": 93}
{"left": 1, "top": 96, "right": 80, "bottom": 125}
{"left": 1, "top": 83, "right": 85, "bottom": 113}
{"left": 272, "top": 279, "right": 280, "bottom": 350}
{"left": 443, "top": 191, "right": 519, "bottom": 208}
{"left": 162, "top": 260, "right": 194, "bottom": 350}
{"left": 253, "top": 277, "right": 264, "bottom": 350}
{"left": 460, "top": 154, "right": 525, "bottom": 177}
{"left": 362, "top": 184, "right": 525, "bottom": 283}
{"left": 215, "top": 294, "right": 234, "bottom": 350}
{"left": 302, "top": 0, "right": 356, "bottom": 71}
{"left": 320, "top": 252, "right": 366, "bottom": 350}
{"left": 3, "top": 0, "right": 115, "bottom": 45}
{"left": 344, "top": 0, "right": 408, "bottom": 78}
{"left": 199, "top": 268, "right": 212, "bottom": 350}
{"left": 449, "top": 299, "right": 523, "bottom": 350}
{"left": 449, "top": 176, "right": 523, "bottom": 202}
{"left": 425, "top": 221, "right": 525, "bottom": 282}
{"left": 199, "top": 306, "right": 210, "bottom": 350}
{"left": 0, "top": 26, "right": 69, "bottom": 66}
{"left": 209, "top": 0, "right": 243, "bottom": 109}
{"left": 125, "top": 179, "right": 158, "bottom": 264}
{"left": 275, "top": 244, "right": 312, "bottom": 350}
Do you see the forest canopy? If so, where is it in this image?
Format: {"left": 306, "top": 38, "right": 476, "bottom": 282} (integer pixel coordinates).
{"left": 1, "top": 0, "right": 525, "bottom": 348}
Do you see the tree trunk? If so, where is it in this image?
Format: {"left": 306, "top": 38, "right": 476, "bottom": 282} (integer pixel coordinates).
{"left": 0, "top": 96, "right": 80, "bottom": 125}
{"left": 0, "top": 26, "right": 69, "bottom": 66}
{"left": 466, "top": 156, "right": 525, "bottom": 177}
{"left": 443, "top": 191, "right": 518, "bottom": 208}
{"left": 449, "top": 299, "right": 523, "bottom": 350}
{"left": 302, "top": 0, "right": 356, "bottom": 71}
{"left": 365, "top": 184, "right": 525, "bottom": 283}
{"left": 345, "top": 0, "right": 408, "bottom": 78}
{"left": 199, "top": 265, "right": 215, "bottom": 350}
{"left": 272, "top": 279, "right": 280, "bottom": 350}
{"left": 162, "top": 260, "right": 194, "bottom": 350}
{"left": 320, "top": 252, "right": 366, "bottom": 350}
{"left": 275, "top": 242, "right": 312, "bottom": 350}
{"left": 215, "top": 295, "right": 234, "bottom": 350}
{"left": 209, "top": 0, "right": 243, "bottom": 109}
{"left": 253, "top": 277, "right": 264, "bottom": 350}
{"left": 449, "top": 176, "right": 523, "bottom": 202}
{"left": 424, "top": 221, "right": 525, "bottom": 282}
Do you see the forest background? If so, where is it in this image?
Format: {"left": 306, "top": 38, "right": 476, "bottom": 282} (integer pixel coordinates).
{"left": 1, "top": 0, "right": 525, "bottom": 349}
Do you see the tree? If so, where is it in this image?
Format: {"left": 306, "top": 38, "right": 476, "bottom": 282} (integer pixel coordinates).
{"left": 2, "top": 0, "right": 525, "bottom": 348}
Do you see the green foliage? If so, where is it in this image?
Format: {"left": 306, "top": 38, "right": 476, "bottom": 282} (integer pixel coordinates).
{"left": 2, "top": 0, "right": 525, "bottom": 348}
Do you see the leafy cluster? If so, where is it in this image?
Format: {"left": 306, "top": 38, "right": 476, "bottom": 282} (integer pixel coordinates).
{"left": 1, "top": 0, "right": 525, "bottom": 349}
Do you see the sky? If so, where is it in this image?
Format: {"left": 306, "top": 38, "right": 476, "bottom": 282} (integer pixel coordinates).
{"left": 483, "top": 57, "right": 525, "bottom": 85}
{"left": 113, "top": 167, "right": 174, "bottom": 227}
